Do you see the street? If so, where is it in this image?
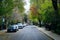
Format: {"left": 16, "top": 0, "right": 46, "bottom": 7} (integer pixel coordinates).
{"left": 0, "top": 25, "right": 53, "bottom": 40}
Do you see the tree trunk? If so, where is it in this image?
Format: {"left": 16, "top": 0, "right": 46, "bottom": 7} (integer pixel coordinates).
{"left": 52, "top": 0, "right": 59, "bottom": 33}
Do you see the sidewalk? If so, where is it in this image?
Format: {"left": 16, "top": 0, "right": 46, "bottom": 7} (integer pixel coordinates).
{"left": 36, "top": 26, "right": 60, "bottom": 40}
{"left": 0, "top": 30, "right": 6, "bottom": 35}
{"left": 0, "top": 30, "right": 8, "bottom": 40}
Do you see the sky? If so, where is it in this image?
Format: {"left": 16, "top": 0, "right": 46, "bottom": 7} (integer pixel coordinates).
{"left": 24, "top": 0, "right": 30, "bottom": 14}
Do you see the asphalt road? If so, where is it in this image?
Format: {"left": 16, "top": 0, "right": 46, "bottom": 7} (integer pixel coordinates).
{"left": 0, "top": 25, "right": 53, "bottom": 40}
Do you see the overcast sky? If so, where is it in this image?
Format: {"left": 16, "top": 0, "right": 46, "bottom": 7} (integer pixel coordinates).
{"left": 24, "top": 0, "right": 30, "bottom": 14}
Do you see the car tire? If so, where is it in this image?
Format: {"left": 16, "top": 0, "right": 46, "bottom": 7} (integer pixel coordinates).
{"left": 15, "top": 30, "right": 17, "bottom": 32}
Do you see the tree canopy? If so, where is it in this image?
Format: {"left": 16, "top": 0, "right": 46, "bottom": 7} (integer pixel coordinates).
{"left": 30, "top": 0, "right": 60, "bottom": 34}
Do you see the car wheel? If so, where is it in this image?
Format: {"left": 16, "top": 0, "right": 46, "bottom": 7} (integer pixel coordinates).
{"left": 7, "top": 29, "right": 10, "bottom": 32}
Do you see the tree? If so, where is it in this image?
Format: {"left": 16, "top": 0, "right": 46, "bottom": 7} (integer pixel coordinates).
{"left": 0, "top": 0, "right": 14, "bottom": 16}
{"left": 0, "top": 0, "right": 14, "bottom": 29}
{"left": 0, "top": 0, "right": 25, "bottom": 29}
{"left": 14, "top": 0, "right": 24, "bottom": 13}
{"left": 30, "top": 0, "right": 60, "bottom": 34}
{"left": 52, "top": 0, "right": 60, "bottom": 34}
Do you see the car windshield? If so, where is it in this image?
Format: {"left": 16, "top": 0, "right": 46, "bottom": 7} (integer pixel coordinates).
{"left": 8, "top": 25, "right": 13, "bottom": 29}
{"left": 18, "top": 23, "right": 22, "bottom": 24}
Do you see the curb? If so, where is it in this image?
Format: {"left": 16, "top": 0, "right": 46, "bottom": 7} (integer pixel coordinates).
{"left": 36, "top": 27, "right": 55, "bottom": 40}
{"left": 0, "top": 30, "right": 6, "bottom": 35}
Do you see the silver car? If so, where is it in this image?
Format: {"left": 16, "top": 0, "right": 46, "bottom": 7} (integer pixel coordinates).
{"left": 17, "top": 23, "right": 23, "bottom": 29}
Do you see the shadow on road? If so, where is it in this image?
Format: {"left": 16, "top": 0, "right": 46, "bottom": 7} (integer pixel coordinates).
{"left": 6, "top": 31, "right": 17, "bottom": 33}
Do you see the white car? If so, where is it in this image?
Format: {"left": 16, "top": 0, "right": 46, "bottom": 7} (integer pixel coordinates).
{"left": 23, "top": 23, "right": 27, "bottom": 27}
{"left": 17, "top": 23, "right": 23, "bottom": 29}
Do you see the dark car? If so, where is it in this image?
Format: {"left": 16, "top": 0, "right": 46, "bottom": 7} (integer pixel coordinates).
{"left": 7, "top": 25, "right": 18, "bottom": 32}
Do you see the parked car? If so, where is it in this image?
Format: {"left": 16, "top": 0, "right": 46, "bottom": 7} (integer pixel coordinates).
{"left": 7, "top": 25, "right": 18, "bottom": 32}
{"left": 23, "top": 23, "right": 27, "bottom": 27}
{"left": 17, "top": 23, "right": 23, "bottom": 29}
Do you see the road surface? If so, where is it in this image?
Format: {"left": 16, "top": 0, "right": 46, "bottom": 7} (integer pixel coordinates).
{"left": 0, "top": 25, "right": 53, "bottom": 40}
